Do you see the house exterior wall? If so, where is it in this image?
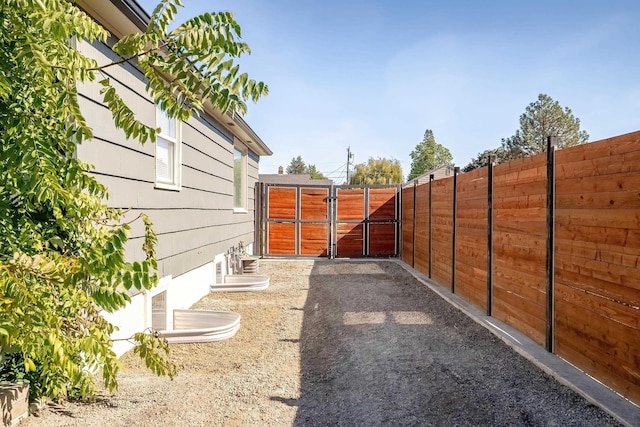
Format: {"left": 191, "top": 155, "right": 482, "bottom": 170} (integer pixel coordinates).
{"left": 74, "top": 34, "right": 262, "bottom": 354}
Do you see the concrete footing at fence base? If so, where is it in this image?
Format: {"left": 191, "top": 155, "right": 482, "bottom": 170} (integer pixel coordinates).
{"left": 394, "top": 260, "right": 640, "bottom": 427}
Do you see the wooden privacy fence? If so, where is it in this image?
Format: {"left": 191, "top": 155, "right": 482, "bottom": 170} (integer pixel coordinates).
{"left": 401, "top": 130, "right": 640, "bottom": 406}
{"left": 257, "top": 184, "right": 399, "bottom": 258}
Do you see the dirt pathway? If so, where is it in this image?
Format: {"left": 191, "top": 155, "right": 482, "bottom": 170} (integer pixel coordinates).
{"left": 25, "top": 260, "right": 621, "bottom": 426}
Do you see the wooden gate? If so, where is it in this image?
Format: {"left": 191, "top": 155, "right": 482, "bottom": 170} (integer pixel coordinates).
{"left": 257, "top": 184, "right": 399, "bottom": 258}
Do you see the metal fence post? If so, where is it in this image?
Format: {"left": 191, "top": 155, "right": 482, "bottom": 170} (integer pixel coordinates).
{"left": 452, "top": 167, "right": 460, "bottom": 293}
{"left": 429, "top": 174, "right": 434, "bottom": 278}
{"left": 546, "top": 136, "right": 559, "bottom": 352}
{"left": 412, "top": 181, "right": 417, "bottom": 267}
{"left": 396, "top": 185, "right": 402, "bottom": 258}
{"left": 330, "top": 185, "right": 336, "bottom": 259}
{"left": 487, "top": 155, "right": 496, "bottom": 316}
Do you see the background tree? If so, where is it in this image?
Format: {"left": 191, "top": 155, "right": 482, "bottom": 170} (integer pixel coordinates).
{"left": 462, "top": 147, "right": 508, "bottom": 172}
{"left": 284, "top": 157, "right": 326, "bottom": 178}
{"left": 501, "top": 93, "right": 589, "bottom": 159}
{"left": 349, "top": 158, "right": 403, "bottom": 185}
{"left": 0, "top": 0, "right": 266, "bottom": 401}
{"left": 286, "top": 156, "right": 306, "bottom": 174}
{"left": 463, "top": 94, "right": 589, "bottom": 171}
{"left": 305, "top": 164, "right": 326, "bottom": 180}
{"left": 408, "top": 129, "right": 454, "bottom": 180}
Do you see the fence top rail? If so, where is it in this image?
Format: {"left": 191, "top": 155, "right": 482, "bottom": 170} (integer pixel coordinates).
{"left": 264, "top": 183, "right": 401, "bottom": 190}
{"left": 336, "top": 184, "right": 401, "bottom": 189}
{"left": 265, "top": 183, "right": 333, "bottom": 189}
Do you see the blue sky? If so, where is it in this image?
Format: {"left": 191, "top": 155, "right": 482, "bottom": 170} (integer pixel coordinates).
{"left": 138, "top": 0, "right": 640, "bottom": 182}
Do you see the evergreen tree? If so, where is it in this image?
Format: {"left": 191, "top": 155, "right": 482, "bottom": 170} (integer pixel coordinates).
{"left": 501, "top": 94, "right": 589, "bottom": 159}
{"left": 464, "top": 94, "right": 589, "bottom": 171}
{"left": 286, "top": 156, "right": 306, "bottom": 174}
{"left": 462, "top": 147, "right": 508, "bottom": 172}
{"left": 408, "top": 130, "right": 453, "bottom": 180}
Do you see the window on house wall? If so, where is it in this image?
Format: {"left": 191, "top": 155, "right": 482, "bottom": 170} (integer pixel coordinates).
{"left": 215, "top": 261, "right": 223, "bottom": 284}
{"left": 151, "top": 291, "right": 166, "bottom": 331}
{"left": 155, "top": 105, "right": 181, "bottom": 189}
{"left": 233, "top": 147, "right": 247, "bottom": 211}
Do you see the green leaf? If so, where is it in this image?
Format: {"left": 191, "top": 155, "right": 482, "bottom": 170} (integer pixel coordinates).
{"left": 49, "top": 236, "right": 64, "bottom": 249}
{"left": 0, "top": 0, "right": 265, "bottom": 401}
{"left": 25, "top": 358, "right": 37, "bottom": 372}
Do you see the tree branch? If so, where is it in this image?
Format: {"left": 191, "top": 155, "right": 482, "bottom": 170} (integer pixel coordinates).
{"left": 87, "top": 46, "right": 162, "bottom": 72}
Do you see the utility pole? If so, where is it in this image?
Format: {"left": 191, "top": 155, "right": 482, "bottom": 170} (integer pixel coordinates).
{"left": 346, "top": 146, "right": 354, "bottom": 184}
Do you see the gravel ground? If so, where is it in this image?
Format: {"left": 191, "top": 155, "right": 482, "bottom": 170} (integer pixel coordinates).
{"left": 24, "top": 260, "right": 621, "bottom": 426}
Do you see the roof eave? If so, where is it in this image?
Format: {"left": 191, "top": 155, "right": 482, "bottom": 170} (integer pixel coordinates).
{"left": 77, "top": 0, "right": 272, "bottom": 157}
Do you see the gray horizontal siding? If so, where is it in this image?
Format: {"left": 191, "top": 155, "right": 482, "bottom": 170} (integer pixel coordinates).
{"left": 76, "top": 39, "right": 259, "bottom": 280}
{"left": 122, "top": 208, "right": 251, "bottom": 239}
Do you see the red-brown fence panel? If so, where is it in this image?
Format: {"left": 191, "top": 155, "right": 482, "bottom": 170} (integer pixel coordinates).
{"left": 554, "top": 131, "right": 640, "bottom": 405}
{"left": 336, "top": 188, "right": 366, "bottom": 257}
{"left": 369, "top": 223, "right": 396, "bottom": 256}
{"left": 263, "top": 184, "right": 399, "bottom": 258}
{"left": 398, "top": 131, "right": 640, "bottom": 406}
{"left": 267, "top": 187, "right": 297, "bottom": 255}
{"left": 455, "top": 167, "right": 489, "bottom": 311}
{"left": 401, "top": 186, "right": 414, "bottom": 265}
{"left": 268, "top": 187, "right": 296, "bottom": 219}
{"left": 335, "top": 223, "right": 364, "bottom": 257}
{"left": 300, "top": 188, "right": 330, "bottom": 256}
{"left": 368, "top": 188, "right": 397, "bottom": 256}
{"left": 336, "top": 188, "right": 365, "bottom": 221}
{"left": 267, "top": 222, "right": 296, "bottom": 255}
{"left": 431, "top": 177, "right": 454, "bottom": 289}
{"left": 493, "top": 154, "right": 547, "bottom": 346}
{"left": 414, "top": 182, "right": 431, "bottom": 276}
{"left": 368, "top": 187, "right": 396, "bottom": 220}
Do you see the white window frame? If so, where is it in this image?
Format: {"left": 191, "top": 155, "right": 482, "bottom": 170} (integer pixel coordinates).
{"left": 151, "top": 290, "right": 167, "bottom": 331}
{"left": 155, "top": 105, "right": 182, "bottom": 190}
{"left": 233, "top": 146, "right": 248, "bottom": 212}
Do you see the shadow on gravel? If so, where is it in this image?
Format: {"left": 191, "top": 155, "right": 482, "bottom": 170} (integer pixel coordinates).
{"left": 274, "top": 260, "right": 621, "bottom": 427}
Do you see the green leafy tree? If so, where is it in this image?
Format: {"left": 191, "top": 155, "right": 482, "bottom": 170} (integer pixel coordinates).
{"left": 408, "top": 129, "right": 454, "bottom": 180}
{"left": 286, "top": 155, "right": 306, "bottom": 174}
{"left": 462, "top": 147, "right": 508, "bottom": 172}
{"left": 0, "top": 0, "right": 267, "bottom": 401}
{"left": 305, "top": 164, "right": 326, "bottom": 180}
{"left": 349, "top": 158, "right": 403, "bottom": 185}
{"left": 501, "top": 93, "right": 589, "bottom": 159}
{"left": 464, "top": 94, "right": 589, "bottom": 172}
